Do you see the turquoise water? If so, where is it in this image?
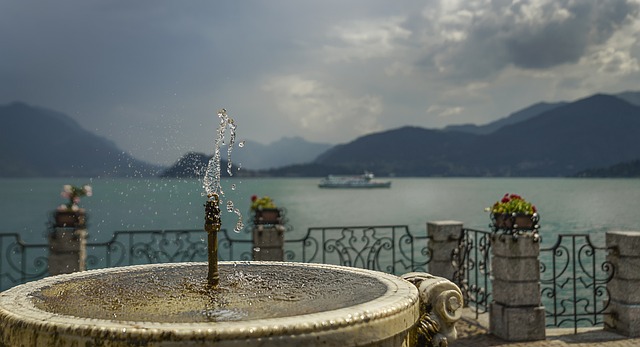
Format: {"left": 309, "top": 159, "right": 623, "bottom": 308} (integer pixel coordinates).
{"left": 1, "top": 177, "right": 640, "bottom": 248}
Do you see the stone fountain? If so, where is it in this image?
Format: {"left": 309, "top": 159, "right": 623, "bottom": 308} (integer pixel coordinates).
{"left": 0, "top": 110, "right": 463, "bottom": 347}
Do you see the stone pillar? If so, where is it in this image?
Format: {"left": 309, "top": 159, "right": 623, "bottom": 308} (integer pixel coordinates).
{"left": 252, "top": 225, "right": 285, "bottom": 261}
{"left": 48, "top": 228, "right": 87, "bottom": 275}
{"left": 427, "top": 221, "right": 463, "bottom": 280}
{"left": 605, "top": 231, "right": 640, "bottom": 337}
{"left": 490, "top": 233, "right": 545, "bottom": 341}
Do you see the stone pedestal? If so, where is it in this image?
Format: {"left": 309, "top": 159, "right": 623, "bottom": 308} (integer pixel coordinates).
{"left": 48, "top": 228, "right": 87, "bottom": 275}
{"left": 427, "top": 221, "right": 463, "bottom": 280}
{"left": 489, "top": 233, "right": 545, "bottom": 341}
{"left": 605, "top": 231, "right": 640, "bottom": 337}
{"left": 252, "top": 225, "right": 285, "bottom": 261}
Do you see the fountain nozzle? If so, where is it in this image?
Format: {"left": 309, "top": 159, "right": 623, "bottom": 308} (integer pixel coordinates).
{"left": 205, "top": 194, "right": 221, "bottom": 232}
{"left": 204, "top": 193, "right": 221, "bottom": 286}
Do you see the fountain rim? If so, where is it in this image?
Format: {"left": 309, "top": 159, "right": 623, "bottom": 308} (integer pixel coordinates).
{"left": 0, "top": 261, "right": 420, "bottom": 343}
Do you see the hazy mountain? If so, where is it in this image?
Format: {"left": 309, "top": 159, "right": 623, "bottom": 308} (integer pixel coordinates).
{"left": 444, "top": 102, "right": 566, "bottom": 135}
{"left": 463, "top": 94, "right": 640, "bottom": 176}
{"left": 6, "top": 91, "right": 640, "bottom": 178}
{"left": 315, "top": 126, "right": 479, "bottom": 176}
{"left": 159, "top": 152, "right": 258, "bottom": 178}
{"left": 160, "top": 136, "right": 331, "bottom": 177}
{"left": 159, "top": 152, "right": 211, "bottom": 178}
{"left": 311, "top": 93, "right": 640, "bottom": 177}
{"left": 615, "top": 91, "right": 640, "bottom": 107}
{"left": 232, "top": 137, "right": 332, "bottom": 170}
{"left": 0, "top": 102, "right": 162, "bottom": 177}
{"left": 444, "top": 90, "right": 639, "bottom": 135}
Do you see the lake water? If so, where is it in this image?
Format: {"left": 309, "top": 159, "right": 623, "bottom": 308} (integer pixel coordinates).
{"left": 1, "top": 177, "right": 640, "bottom": 248}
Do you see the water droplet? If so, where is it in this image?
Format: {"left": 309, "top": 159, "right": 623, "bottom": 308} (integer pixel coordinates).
{"left": 234, "top": 221, "right": 244, "bottom": 233}
{"left": 253, "top": 247, "right": 261, "bottom": 252}
{"left": 238, "top": 141, "right": 245, "bottom": 148}
{"left": 226, "top": 201, "right": 234, "bottom": 213}
{"left": 231, "top": 184, "right": 236, "bottom": 190}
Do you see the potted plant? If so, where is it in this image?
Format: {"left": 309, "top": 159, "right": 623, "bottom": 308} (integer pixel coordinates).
{"left": 250, "top": 195, "right": 281, "bottom": 225}
{"left": 488, "top": 193, "right": 539, "bottom": 232}
{"left": 54, "top": 184, "right": 92, "bottom": 228}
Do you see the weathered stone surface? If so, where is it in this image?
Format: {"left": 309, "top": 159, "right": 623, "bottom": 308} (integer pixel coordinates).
{"left": 607, "top": 254, "right": 640, "bottom": 280}
{"left": 491, "top": 234, "right": 540, "bottom": 258}
{"left": 605, "top": 299, "right": 640, "bottom": 337}
{"left": 492, "top": 279, "right": 541, "bottom": 307}
{"left": 0, "top": 262, "right": 422, "bottom": 347}
{"left": 428, "top": 261, "right": 455, "bottom": 280}
{"left": 253, "top": 247, "right": 283, "bottom": 261}
{"left": 427, "top": 221, "right": 464, "bottom": 280}
{"left": 491, "top": 256, "right": 540, "bottom": 282}
{"left": 48, "top": 228, "right": 87, "bottom": 275}
{"left": 607, "top": 231, "right": 640, "bottom": 257}
{"left": 48, "top": 229, "right": 86, "bottom": 253}
{"left": 490, "top": 302, "right": 546, "bottom": 341}
{"left": 427, "top": 221, "right": 463, "bottom": 242}
{"left": 605, "top": 231, "right": 640, "bottom": 338}
{"left": 253, "top": 226, "right": 284, "bottom": 247}
{"left": 430, "top": 244, "right": 455, "bottom": 262}
{"left": 608, "top": 277, "right": 640, "bottom": 304}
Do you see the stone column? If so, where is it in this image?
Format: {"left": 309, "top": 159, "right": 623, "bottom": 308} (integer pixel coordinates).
{"left": 605, "top": 231, "right": 640, "bottom": 337}
{"left": 48, "top": 228, "right": 87, "bottom": 275}
{"left": 252, "top": 225, "right": 285, "bottom": 261}
{"left": 490, "top": 233, "right": 545, "bottom": 341}
{"left": 427, "top": 221, "right": 463, "bottom": 280}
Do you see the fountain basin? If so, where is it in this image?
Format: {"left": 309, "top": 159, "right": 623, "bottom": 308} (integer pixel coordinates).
{"left": 0, "top": 262, "right": 420, "bottom": 346}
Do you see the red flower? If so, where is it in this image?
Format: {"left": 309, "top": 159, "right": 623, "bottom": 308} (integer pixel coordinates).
{"left": 501, "top": 196, "right": 510, "bottom": 203}
{"left": 251, "top": 195, "right": 258, "bottom": 202}
{"left": 532, "top": 205, "right": 537, "bottom": 213}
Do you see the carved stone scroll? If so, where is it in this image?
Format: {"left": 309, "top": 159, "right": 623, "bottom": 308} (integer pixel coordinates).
{"left": 402, "top": 272, "right": 463, "bottom": 347}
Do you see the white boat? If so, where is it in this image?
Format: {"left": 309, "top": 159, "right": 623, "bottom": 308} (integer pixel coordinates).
{"left": 318, "top": 172, "right": 391, "bottom": 189}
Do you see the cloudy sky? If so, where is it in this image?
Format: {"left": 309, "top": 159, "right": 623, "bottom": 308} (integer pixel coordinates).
{"left": 2, "top": 1, "right": 639, "bottom": 165}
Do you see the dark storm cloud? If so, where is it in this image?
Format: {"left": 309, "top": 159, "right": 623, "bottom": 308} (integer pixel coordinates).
{"left": 427, "top": 0, "right": 640, "bottom": 80}
{"left": 0, "top": 1, "right": 638, "bottom": 165}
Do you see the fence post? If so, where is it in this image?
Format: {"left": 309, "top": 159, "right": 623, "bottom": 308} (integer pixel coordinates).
{"left": 252, "top": 225, "right": 285, "bottom": 261}
{"left": 490, "top": 234, "right": 545, "bottom": 341}
{"left": 48, "top": 227, "right": 87, "bottom": 275}
{"left": 605, "top": 231, "right": 640, "bottom": 337}
{"left": 427, "top": 221, "right": 463, "bottom": 280}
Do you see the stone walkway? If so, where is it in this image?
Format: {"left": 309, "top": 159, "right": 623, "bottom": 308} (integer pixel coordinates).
{"left": 451, "top": 314, "right": 640, "bottom": 347}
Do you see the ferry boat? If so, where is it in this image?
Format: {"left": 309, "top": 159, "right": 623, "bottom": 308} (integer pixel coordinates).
{"left": 318, "top": 172, "right": 391, "bottom": 189}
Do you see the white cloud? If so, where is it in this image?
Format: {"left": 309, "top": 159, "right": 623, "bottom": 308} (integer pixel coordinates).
{"left": 426, "top": 105, "right": 465, "bottom": 118}
{"left": 262, "top": 75, "right": 383, "bottom": 142}
{"left": 419, "top": 0, "right": 640, "bottom": 81}
{"left": 322, "top": 17, "right": 411, "bottom": 63}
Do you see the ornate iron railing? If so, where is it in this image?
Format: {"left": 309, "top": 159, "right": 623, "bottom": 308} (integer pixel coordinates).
{"left": 1, "top": 225, "right": 428, "bottom": 290}
{"left": 0, "top": 227, "right": 617, "bottom": 334}
{"left": 284, "top": 225, "right": 431, "bottom": 276}
{"left": 84, "top": 229, "right": 255, "bottom": 269}
{"left": 0, "top": 233, "right": 49, "bottom": 291}
{"left": 452, "top": 228, "right": 492, "bottom": 319}
{"left": 540, "top": 234, "right": 614, "bottom": 333}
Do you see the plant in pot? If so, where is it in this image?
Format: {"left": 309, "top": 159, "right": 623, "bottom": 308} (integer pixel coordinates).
{"left": 54, "top": 184, "right": 92, "bottom": 228}
{"left": 250, "top": 195, "right": 281, "bottom": 225}
{"left": 487, "top": 193, "right": 540, "bottom": 238}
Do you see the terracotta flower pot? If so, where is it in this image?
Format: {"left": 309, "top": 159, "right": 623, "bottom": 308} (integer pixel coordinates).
{"left": 253, "top": 208, "right": 281, "bottom": 225}
{"left": 54, "top": 210, "right": 86, "bottom": 228}
{"left": 492, "top": 213, "right": 535, "bottom": 231}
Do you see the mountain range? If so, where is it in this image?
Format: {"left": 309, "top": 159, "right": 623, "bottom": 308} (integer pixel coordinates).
{"left": 0, "top": 102, "right": 161, "bottom": 177}
{"left": 266, "top": 92, "right": 640, "bottom": 177}
{"left": 2, "top": 91, "right": 640, "bottom": 177}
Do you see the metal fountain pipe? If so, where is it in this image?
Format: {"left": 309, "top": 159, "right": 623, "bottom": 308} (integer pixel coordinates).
{"left": 204, "top": 193, "right": 221, "bottom": 286}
